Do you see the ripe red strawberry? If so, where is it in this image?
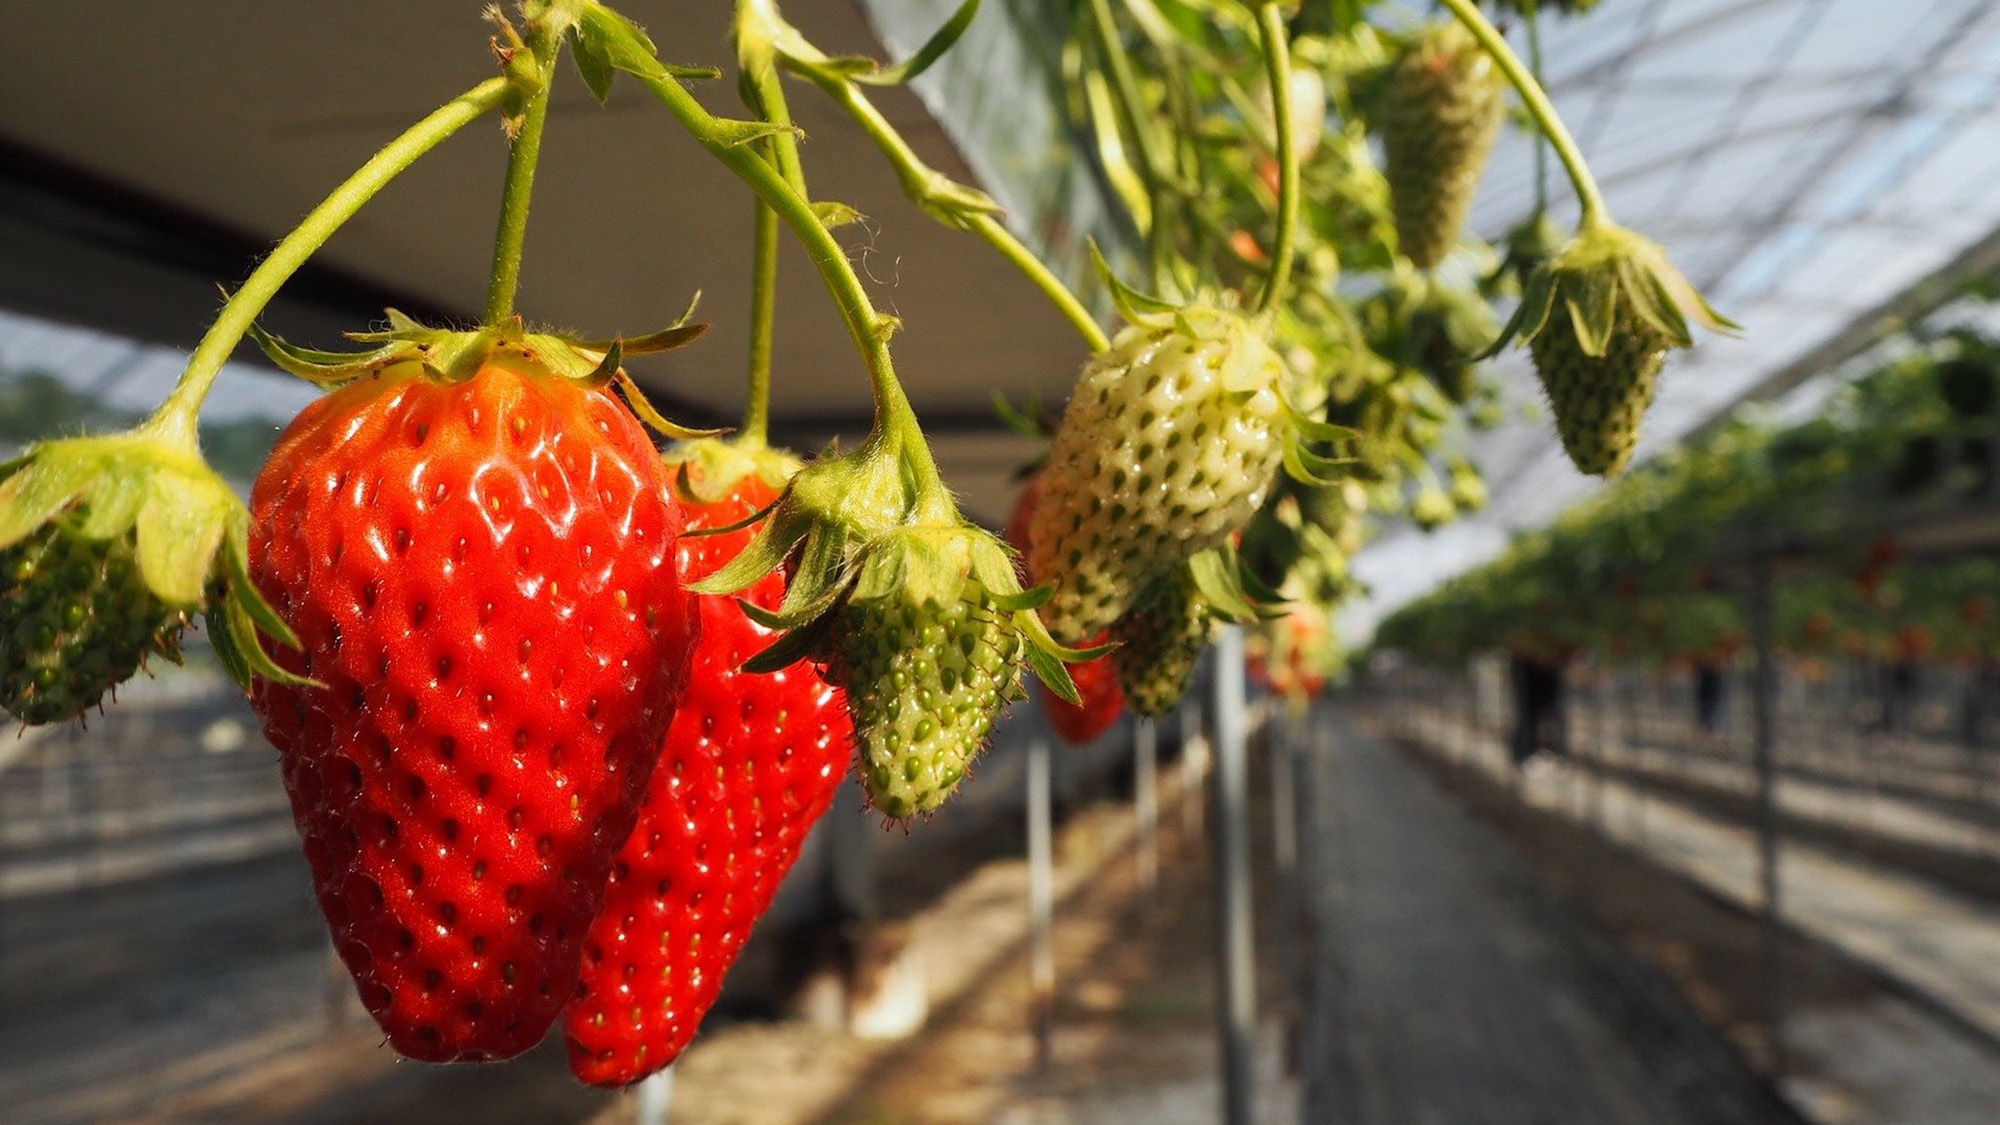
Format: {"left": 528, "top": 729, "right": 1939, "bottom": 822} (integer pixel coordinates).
{"left": 566, "top": 444, "right": 851, "bottom": 1086}
{"left": 1007, "top": 476, "right": 1124, "bottom": 744}
{"left": 248, "top": 360, "right": 698, "bottom": 1063}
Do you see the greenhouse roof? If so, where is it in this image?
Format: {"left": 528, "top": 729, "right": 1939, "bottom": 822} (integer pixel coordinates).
{"left": 1352, "top": 0, "right": 2000, "bottom": 631}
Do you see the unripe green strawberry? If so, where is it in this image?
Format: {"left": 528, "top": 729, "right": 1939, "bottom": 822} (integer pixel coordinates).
{"left": 1111, "top": 566, "right": 1213, "bottom": 718}
{"left": 1531, "top": 299, "right": 1670, "bottom": 476}
{"left": 0, "top": 427, "right": 303, "bottom": 725}
{"left": 1381, "top": 22, "right": 1506, "bottom": 270}
{"left": 0, "top": 515, "right": 183, "bottom": 723}
{"left": 1410, "top": 487, "right": 1457, "bottom": 531}
{"left": 1487, "top": 223, "right": 1735, "bottom": 478}
{"left": 825, "top": 528, "right": 1026, "bottom": 818}
{"left": 1448, "top": 461, "right": 1489, "bottom": 513}
{"left": 1030, "top": 305, "right": 1290, "bottom": 645}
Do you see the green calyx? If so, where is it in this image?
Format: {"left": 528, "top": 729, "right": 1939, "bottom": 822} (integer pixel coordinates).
{"left": 0, "top": 428, "right": 308, "bottom": 705}
{"left": 1483, "top": 222, "right": 1737, "bottom": 362}
{"left": 691, "top": 437, "right": 1103, "bottom": 817}
{"left": 1485, "top": 209, "right": 1566, "bottom": 298}
{"left": 664, "top": 436, "right": 802, "bottom": 506}
{"left": 1093, "top": 244, "right": 1356, "bottom": 488}
{"left": 251, "top": 307, "right": 719, "bottom": 439}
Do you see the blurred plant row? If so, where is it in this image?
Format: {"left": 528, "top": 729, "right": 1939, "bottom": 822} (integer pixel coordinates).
{"left": 1376, "top": 321, "right": 2000, "bottom": 668}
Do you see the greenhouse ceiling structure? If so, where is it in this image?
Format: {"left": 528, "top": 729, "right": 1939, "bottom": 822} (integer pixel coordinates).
{"left": 5, "top": 0, "right": 2000, "bottom": 626}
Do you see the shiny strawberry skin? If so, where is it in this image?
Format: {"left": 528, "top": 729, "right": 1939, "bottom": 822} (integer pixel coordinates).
{"left": 248, "top": 364, "right": 698, "bottom": 1063}
{"left": 566, "top": 471, "right": 852, "bottom": 1086}
{"left": 1008, "top": 477, "right": 1125, "bottom": 744}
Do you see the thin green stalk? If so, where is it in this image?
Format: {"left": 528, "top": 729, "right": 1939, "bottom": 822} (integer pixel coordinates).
{"left": 1253, "top": 3, "right": 1299, "bottom": 314}
{"left": 742, "top": 195, "right": 779, "bottom": 446}
{"left": 1436, "top": 0, "right": 1608, "bottom": 225}
{"left": 1525, "top": 0, "right": 1548, "bottom": 215}
{"left": 630, "top": 69, "right": 944, "bottom": 493}
{"left": 1083, "top": 0, "right": 1167, "bottom": 214}
{"left": 804, "top": 73, "right": 1110, "bottom": 352}
{"left": 737, "top": 1, "right": 810, "bottom": 197}
{"left": 966, "top": 214, "right": 1110, "bottom": 351}
{"left": 145, "top": 77, "right": 512, "bottom": 448}
{"left": 482, "top": 33, "right": 561, "bottom": 324}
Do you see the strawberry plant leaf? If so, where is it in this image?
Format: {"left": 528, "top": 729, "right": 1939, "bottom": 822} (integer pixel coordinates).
{"left": 812, "top": 201, "right": 863, "bottom": 228}
{"left": 741, "top": 615, "right": 831, "bottom": 674}
{"left": 249, "top": 322, "right": 406, "bottom": 387}
{"left": 712, "top": 118, "right": 803, "bottom": 148}
{"left": 1025, "top": 640, "right": 1083, "bottom": 705}
{"left": 573, "top": 34, "right": 617, "bottom": 101}
{"left": 613, "top": 372, "right": 728, "bottom": 440}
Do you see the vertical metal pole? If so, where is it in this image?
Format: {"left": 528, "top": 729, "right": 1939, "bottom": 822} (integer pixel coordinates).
{"left": 1749, "top": 558, "right": 1788, "bottom": 1080}
{"left": 1298, "top": 712, "right": 1341, "bottom": 1125}
{"left": 1269, "top": 709, "right": 1299, "bottom": 1071}
{"left": 1271, "top": 714, "right": 1298, "bottom": 878}
{"left": 1211, "top": 625, "right": 1257, "bottom": 1125}
{"left": 635, "top": 1066, "right": 675, "bottom": 1125}
{"left": 1182, "top": 701, "right": 1207, "bottom": 843}
{"left": 1027, "top": 733, "right": 1056, "bottom": 1068}
{"left": 829, "top": 777, "right": 879, "bottom": 923}
{"left": 1136, "top": 717, "right": 1159, "bottom": 901}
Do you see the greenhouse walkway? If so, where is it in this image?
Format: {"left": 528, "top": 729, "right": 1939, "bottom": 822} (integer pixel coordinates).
{"left": 1414, "top": 713, "right": 2000, "bottom": 1047}
{"left": 1302, "top": 716, "right": 1791, "bottom": 1125}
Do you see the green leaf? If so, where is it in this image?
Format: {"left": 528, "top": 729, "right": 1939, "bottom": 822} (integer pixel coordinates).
{"left": 678, "top": 491, "right": 781, "bottom": 540}
{"left": 690, "top": 501, "right": 811, "bottom": 595}
{"left": 1281, "top": 440, "right": 1341, "bottom": 487}
{"left": 1089, "top": 240, "right": 1177, "bottom": 322}
{"left": 711, "top": 117, "right": 802, "bottom": 148}
{"left": 205, "top": 601, "right": 254, "bottom": 693}
{"left": 572, "top": 32, "right": 617, "bottom": 101}
{"left": 571, "top": 318, "right": 709, "bottom": 357}
{"left": 812, "top": 201, "right": 863, "bottom": 228}
{"left": 1026, "top": 641, "right": 1082, "bottom": 705}
{"left": 132, "top": 494, "right": 224, "bottom": 609}
{"left": 614, "top": 372, "right": 727, "bottom": 440}
{"left": 1017, "top": 603, "right": 1112, "bottom": 663}
{"left": 218, "top": 520, "right": 301, "bottom": 651}
{"left": 987, "top": 585, "right": 1051, "bottom": 613}
{"left": 773, "top": 525, "right": 854, "bottom": 622}
{"left": 991, "top": 391, "right": 1052, "bottom": 439}
{"left": 1280, "top": 392, "right": 1355, "bottom": 444}
{"left": 858, "top": 0, "right": 984, "bottom": 86}
{"left": 249, "top": 322, "right": 404, "bottom": 387}
{"left": 1565, "top": 270, "right": 1621, "bottom": 359}
{"left": 742, "top": 616, "right": 831, "bottom": 674}
{"left": 1476, "top": 268, "right": 1555, "bottom": 361}
{"left": 0, "top": 461, "right": 81, "bottom": 551}
{"left": 575, "top": 5, "right": 666, "bottom": 79}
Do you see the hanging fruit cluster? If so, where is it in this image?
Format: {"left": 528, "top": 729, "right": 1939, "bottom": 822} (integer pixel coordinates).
{"left": 0, "top": 0, "right": 1730, "bottom": 1083}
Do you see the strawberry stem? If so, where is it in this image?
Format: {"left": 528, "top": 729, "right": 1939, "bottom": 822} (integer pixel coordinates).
{"left": 146, "top": 77, "right": 512, "bottom": 447}
{"left": 629, "top": 67, "right": 951, "bottom": 504}
{"left": 1083, "top": 0, "right": 1179, "bottom": 288}
{"left": 482, "top": 20, "right": 563, "bottom": 325}
{"left": 742, "top": 197, "right": 779, "bottom": 447}
{"left": 1523, "top": 0, "right": 1550, "bottom": 217}
{"left": 1436, "top": 0, "right": 1608, "bottom": 227}
{"left": 789, "top": 65, "right": 1112, "bottom": 354}
{"left": 736, "top": 1, "right": 811, "bottom": 196}
{"left": 1251, "top": 2, "right": 1299, "bottom": 316}
{"left": 735, "top": 14, "right": 810, "bottom": 447}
